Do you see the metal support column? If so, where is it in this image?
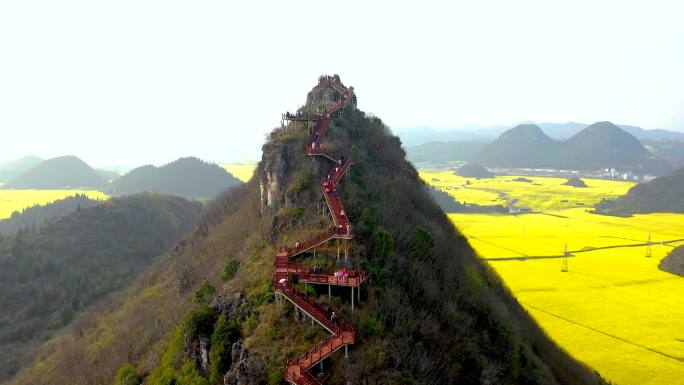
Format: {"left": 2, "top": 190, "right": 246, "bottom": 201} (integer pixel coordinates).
{"left": 328, "top": 285, "right": 331, "bottom": 299}
{"left": 274, "top": 294, "right": 279, "bottom": 314}
{"left": 345, "top": 239, "right": 349, "bottom": 260}
{"left": 351, "top": 286, "right": 354, "bottom": 313}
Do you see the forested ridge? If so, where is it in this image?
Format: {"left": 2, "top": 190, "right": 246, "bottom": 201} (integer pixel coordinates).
{"left": 110, "top": 157, "right": 241, "bottom": 199}
{"left": 0, "top": 193, "right": 201, "bottom": 382}
{"left": 0, "top": 194, "right": 101, "bottom": 233}
{"left": 595, "top": 166, "right": 684, "bottom": 215}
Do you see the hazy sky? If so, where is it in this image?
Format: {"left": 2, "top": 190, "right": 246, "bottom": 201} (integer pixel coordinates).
{"left": 1, "top": 1, "right": 683, "bottom": 167}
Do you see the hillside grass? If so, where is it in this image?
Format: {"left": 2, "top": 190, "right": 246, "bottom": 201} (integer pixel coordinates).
{"left": 420, "top": 170, "right": 684, "bottom": 385}
{"left": 0, "top": 189, "right": 107, "bottom": 219}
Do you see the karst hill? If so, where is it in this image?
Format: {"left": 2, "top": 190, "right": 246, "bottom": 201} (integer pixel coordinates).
{"left": 110, "top": 157, "right": 241, "bottom": 200}
{"left": 2, "top": 155, "right": 109, "bottom": 190}
{"left": 475, "top": 122, "right": 673, "bottom": 174}
{"left": 595, "top": 166, "right": 684, "bottom": 215}
{"left": 7, "top": 76, "right": 605, "bottom": 385}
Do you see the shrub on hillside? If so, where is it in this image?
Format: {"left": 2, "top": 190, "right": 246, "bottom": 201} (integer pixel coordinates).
{"left": 361, "top": 314, "right": 384, "bottom": 338}
{"left": 193, "top": 280, "right": 216, "bottom": 305}
{"left": 114, "top": 363, "right": 141, "bottom": 385}
{"left": 183, "top": 304, "right": 215, "bottom": 339}
{"left": 209, "top": 316, "right": 241, "bottom": 384}
{"left": 220, "top": 260, "right": 241, "bottom": 281}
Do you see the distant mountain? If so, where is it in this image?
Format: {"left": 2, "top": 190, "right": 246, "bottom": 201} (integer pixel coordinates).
{"left": 619, "top": 125, "right": 684, "bottom": 141}
{"left": 405, "top": 141, "right": 485, "bottom": 163}
{"left": 595, "top": 167, "right": 684, "bottom": 214}
{"left": 475, "top": 122, "right": 673, "bottom": 174}
{"left": 397, "top": 127, "right": 495, "bottom": 146}
{"left": 643, "top": 140, "right": 684, "bottom": 169}
{"left": 3, "top": 156, "right": 108, "bottom": 190}
{"left": 95, "top": 168, "right": 121, "bottom": 182}
{"left": 0, "top": 194, "right": 101, "bottom": 233}
{"left": 110, "top": 157, "right": 241, "bottom": 199}
{"left": 560, "top": 122, "right": 671, "bottom": 173}
{"left": 536, "top": 122, "right": 586, "bottom": 140}
{"left": 473, "top": 124, "right": 561, "bottom": 168}
{"left": 534, "top": 123, "right": 684, "bottom": 142}
{"left": 0, "top": 156, "right": 43, "bottom": 183}
{"left": 455, "top": 163, "right": 494, "bottom": 178}
{"left": 533, "top": 122, "right": 684, "bottom": 141}
{"left": 0, "top": 192, "right": 201, "bottom": 381}
{"left": 397, "top": 123, "right": 684, "bottom": 145}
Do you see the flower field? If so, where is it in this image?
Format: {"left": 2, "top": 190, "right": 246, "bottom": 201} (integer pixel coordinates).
{"left": 0, "top": 189, "right": 107, "bottom": 219}
{"left": 422, "top": 169, "right": 684, "bottom": 385}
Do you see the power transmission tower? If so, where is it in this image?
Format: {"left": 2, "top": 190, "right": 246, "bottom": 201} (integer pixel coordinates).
{"left": 561, "top": 243, "right": 569, "bottom": 272}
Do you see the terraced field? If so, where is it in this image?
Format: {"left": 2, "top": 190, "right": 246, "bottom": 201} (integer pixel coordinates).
{"left": 421, "top": 169, "right": 684, "bottom": 385}
{"left": 0, "top": 190, "right": 107, "bottom": 219}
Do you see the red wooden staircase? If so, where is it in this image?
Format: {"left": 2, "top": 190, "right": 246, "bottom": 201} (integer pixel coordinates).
{"left": 274, "top": 76, "right": 362, "bottom": 385}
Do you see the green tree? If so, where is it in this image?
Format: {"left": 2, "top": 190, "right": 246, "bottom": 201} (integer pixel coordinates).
{"left": 361, "top": 314, "right": 384, "bottom": 338}
{"left": 403, "top": 227, "right": 435, "bottom": 260}
{"left": 219, "top": 260, "right": 241, "bottom": 281}
{"left": 209, "top": 316, "right": 241, "bottom": 384}
{"left": 359, "top": 207, "right": 375, "bottom": 237}
{"left": 371, "top": 227, "right": 394, "bottom": 265}
{"left": 193, "top": 279, "right": 216, "bottom": 305}
{"left": 183, "top": 304, "right": 215, "bottom": 339}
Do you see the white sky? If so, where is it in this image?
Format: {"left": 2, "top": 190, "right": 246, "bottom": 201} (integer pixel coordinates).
{"left": 1, "top": 0, "right": 683, "bottom": 167}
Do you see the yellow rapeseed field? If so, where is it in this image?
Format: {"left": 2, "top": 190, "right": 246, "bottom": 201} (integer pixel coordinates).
{"left": 0, "top": 190, "right": 108, "bottom": 219}
{"left": 421, "top": 170, "right": 684, "bottom": 385}
{"left": 419, "top": 169, "right": 634, "bottom": 210}
{"left": 222, "top": 163, "right": 257, "bottom": 183}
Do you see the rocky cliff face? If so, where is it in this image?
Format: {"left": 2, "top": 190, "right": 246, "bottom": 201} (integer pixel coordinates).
{"left": 305, "top": 74, "right": 356, "bottom": 111}
{"left": 222, "top": 341, "right": 266, "bottom": 385}
{"left": 184, "top": 290, "right": 259, "bottom": 382}
{"left": 259, "top": 142, "right": 288, "bottom": 216}
{"left": 306, "top": 85, "right": 338, "bottom": 108}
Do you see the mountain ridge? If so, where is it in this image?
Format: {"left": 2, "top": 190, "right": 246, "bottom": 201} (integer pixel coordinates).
{"left": 0, "top": 193, "right": 202, "bottom": 382}
{"left": 398, "top": 122, "right": 684, "bottom": 146}
{"left": 2, "top": 156, "right": 108, "bottom": 190}
{"left": 110, "top": 156, "right": 241, "bottom": 199}
{"left": 474, "top": 122, "right": 672, "bottom": 174}
{"left": 473, "top": 124, "right": 562, "bottom": 168}
{"left": 0, "top": 156, "right": 43, "bottom": 183}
